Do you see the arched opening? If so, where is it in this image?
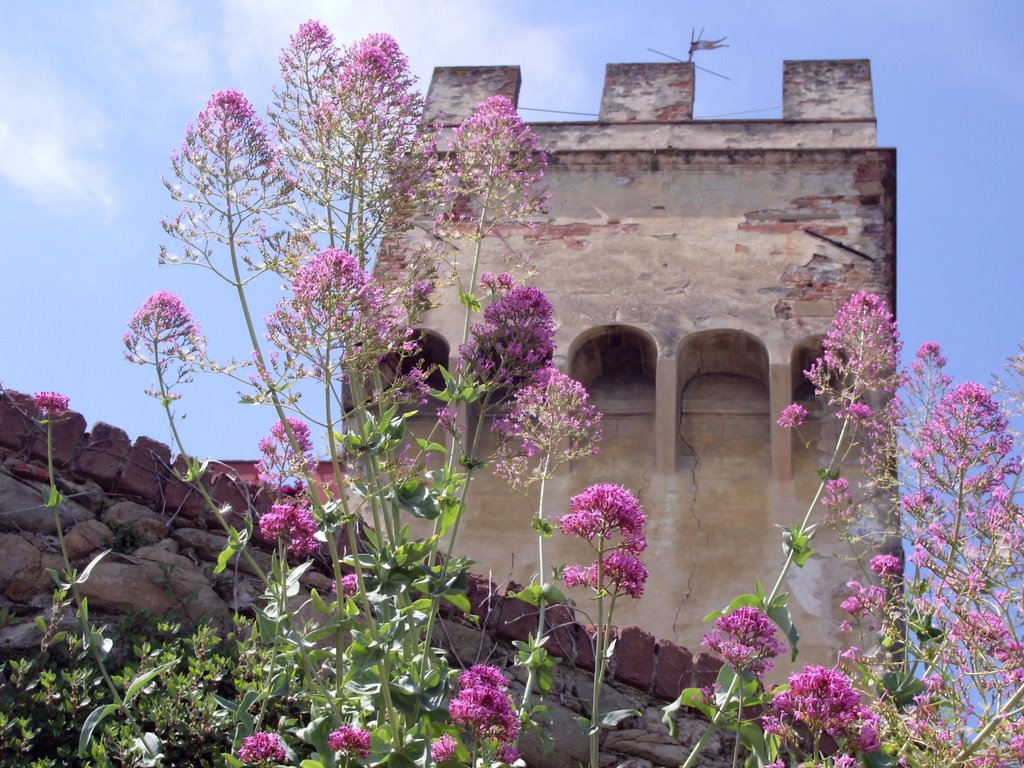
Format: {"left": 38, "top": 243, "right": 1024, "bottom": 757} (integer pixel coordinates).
{"left": 791, "top": 336, "right": 826, "bottom": 407}
{"left": 676, "top": 328, "right": 771, "bottom": 480}
{"left": 569, "top": 325, "right": 657, "bottom": 415}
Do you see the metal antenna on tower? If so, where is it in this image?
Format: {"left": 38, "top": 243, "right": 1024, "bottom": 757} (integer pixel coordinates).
{"left": 646, "top": 28, "right": 730, "bottom": 81}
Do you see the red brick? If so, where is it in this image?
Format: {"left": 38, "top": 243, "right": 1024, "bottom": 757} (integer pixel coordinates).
{"left": 466, "top": 572, "right": 498, "bottom": 624}
{"left": 612, "top": 625, "right": 656, "bottom": 692}
{"left": 574, "top": 624, "right": 598, "bottom": 673}
{"left": 30, "top": 410, "right": 87, "bottom": 466}
{"left": 162, "top": 455, "right": 207, "bottom": 521}
{"left": 544, "top": 603, "right": 579, "bottom": 662}
{"left": 654, "top": 640, "right": 694, "bottom": 701}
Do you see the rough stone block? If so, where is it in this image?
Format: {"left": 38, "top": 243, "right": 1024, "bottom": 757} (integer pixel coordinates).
{"left": 424, "top": 66, "right": 522, "bottom": 123}
{"left": 692, "top": 651, "right": 723, "bottom": 689}
{"left": 117, "top": 436, "right": 171, "bottom": 501}
{"left": 654, "top": 639, "right": 693, "bottom": 701}
{"left": 73, "top": 422, "right": 131, "bottom": 491}
{"left": 495, "top": 594, "right": 536, "bottom": 643}
{"left": 162, "top": 455, "right": 207, "bottom": 521}
{"left": 613, "top": 625, "right": 656, "bottom": 691}
{"left": 206, "top": 472, "right": 251, "bottom": 529}
{"left": 29, "top": 410, "right": 87, "bottom": 467}
{"left": 0, "top": 390, "right": 35, "bottom": 450}
{"left": 600, "top": 62, "right": 694, "bottom": 122}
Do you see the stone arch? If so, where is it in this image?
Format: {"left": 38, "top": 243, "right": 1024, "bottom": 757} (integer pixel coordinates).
{"left": 791, "top": 335, "right": 826, "bottom": 404}
{"left": 676, "top": 328, "right": 771, "bottom": 471}
{"left": 405, "top": 328, "right": 451, "bottom": 392}
{"left": 568, "top": 324, "right": 658, "bottom": 415}
{"left": 564, "top": 324, "right": 659, "bottom": 489}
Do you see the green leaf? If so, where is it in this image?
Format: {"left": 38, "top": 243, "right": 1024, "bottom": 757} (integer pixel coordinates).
{"left": 133, "top": 732, "right": 164, "bottom": 766}
{"left": 79, "top": 703, "right": 119, "bottom": 756}
{"left": 531, "top": 516, "right": 554, "bottom": 537}
{"left": 46, "top": 486, "right": 63, "bottom": 508}
{"left": 414, "top": 436, "right": 446, "bottom": 455}
{"left": 576, "top": 715, "right": 597, "bottom": 736}
{"left": 458, "top": 289, "right": 482, "bottom": 312}
{"left": 780, "top": 523, "right": 815, "bottom": 567}
{"left": 394, "top": 478, "right": 441, "bottom": 520}
{"left": 300, "top": 762, "right": 326, "bottom": 768}
{"left": 509, "top": 584, "right": 545, "bottom": 606}
{"left": 76, "top": 549, "right": 110, "bottom": 585}
{"left": 125, "top": 658, "right": 177, "bottom": 704}
{"left": 595, "top": 708, "right": 640, "bottom": 728}
{"left": 443, "top": 591, "right": 471, "bottom": 613}
{"left": 664, "top": 687, "right": 716, "bottom": 727}
{"left": 215, "top": 543, "right": 237, "bottom": 574}
{"left": 766, "top": 595, "right": 799, "bottom": 661}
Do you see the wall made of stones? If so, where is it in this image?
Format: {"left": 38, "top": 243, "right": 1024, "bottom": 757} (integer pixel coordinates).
{"left": 0, "top": 388, "right": 729, "bottom": 768}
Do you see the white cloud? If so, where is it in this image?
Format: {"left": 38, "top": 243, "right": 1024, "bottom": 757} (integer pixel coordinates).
{"left": 0, "top": 53, "right": 117, "bottom": 214}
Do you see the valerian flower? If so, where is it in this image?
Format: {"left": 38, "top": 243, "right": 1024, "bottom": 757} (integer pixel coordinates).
{"left": 237, "top": 731, "right": 287, "bottom": 763}
{"left": 494, "top": 366, "right": 602, "bottom": 488}
{"left": 763, "top": 665, "right": 879, "bottom": 752}
{"left": 777, "top": 403, "right": 808, "bottom": 428}
{"left": 256, "top": 417, "right": 317, "bottom": 495}
{"left": 449, "top": 664, "right": 519, "bottom": 747}
{"left": 435, "top": 95, "right": 548, "bottom": 239}
{"left": 264, "top": 247, "right": 413, "bottom": 399}
{"left": 327, "top": 724, "right": 371, "bottom": 758}
{"left": 560, "top": 484, "right": 648, "bottom": 599}
{"left": 703, "top": 606, "right": 784, "bottom": 678}
{"left": 33, "top": 391, "right": 70, "bottom": 419}
{"left": 259, "top": 501, "right": 319, "bottom": 556}
{"left": 164, "top": 89, "right": 294, "bottom": 272}
{"left": 460, "top": 284, "right": 555, "bottom": 388}
{"left": 431, "top": 733, "right": 458, "bottom": 762}
{"left": 124, "top": 291, "right": 204, "bottom": 400}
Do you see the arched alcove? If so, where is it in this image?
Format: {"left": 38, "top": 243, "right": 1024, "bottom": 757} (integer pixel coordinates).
{"left": 403, "top": 329, "right": 450, "bottom": 392}
{"left": 569, "top": 325, "right": 657, "bottom": 415}
{"left": 791, "top": 336, "right": 826, "bottom": 406}
{"left": 676, "top": 328, "right": 771, "bottom": 473}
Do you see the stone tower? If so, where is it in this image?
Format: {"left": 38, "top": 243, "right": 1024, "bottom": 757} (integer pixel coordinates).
{"left": 415, "top": 59, "right": 895, "bottom": 669}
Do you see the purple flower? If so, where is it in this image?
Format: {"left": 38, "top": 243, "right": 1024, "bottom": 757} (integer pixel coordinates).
{"left": 259, "top": 502, "right": 319, "bottom": 556}
{"left": 821, "top": 477, "right": 856, "bottom": 530}
{"left": 257, "top": 417, "right": 317, "bottom": 494}
{"left": 494, "top": 366, "right": 602, "bottom": 488}
{"left": 327, "top": 724, "right": 371, "bottom": 757}
{"left": 777, "top": 403, "right": 807, "bottom": 428}
{"left": 124, "top": 292, "right": 204, "bottom": 399}
{"left": 431, "top": 733, "right": 458, "bottom": 762}
{"left": 559, "top": 484, "right": 645, "bottom": 544}
{"left": 338, "top": 573, "right": 358, "bottom": 597}
{"left": 237, "top": 730, "right": 287, "bottom": 763}
{"left": 449, "top": 664, "right": 519, "bottom": 746}
{"left": 164, "top": 90, "right": 292, "bottom": 266}
{"left": 461, "top": 284, "right": 555, "bottom": 387}
{"left": 703, "top": 606, "right": 784, "bottom": 677}
{"left": 435, "top": 95, "right": 548, "bottom": 237}
{"left": 805, "top": 292, "right": 902, "bottom": 401}
{"left": 265, "top": 248, "right": 412, "bottom": 391}
{"left": 767, "top": 665, "right": 878, "bottom": 750}
{"left": 600, "top": 549, "right": 648, "bottom": 599}
{"left": 869, "top": 553, "right": 902, "bottom": 578}
{"left": 33, "top": 391, "right": 70, "bottom": 419}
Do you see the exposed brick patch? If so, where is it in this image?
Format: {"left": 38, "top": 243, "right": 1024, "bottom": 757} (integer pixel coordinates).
{"left": 12, "top": 462, "right": 50, "bottom": 483}
{"left": 654, "top": 639, "right": 694, "bottom": 700}
{"left": 545, "top": 603, "right": 579, "bottom": 663}
{"left": 73, "top": 422, "right": 131, "bottom": 491}
{"left": 206, "top": 472, "right": 251, "bottom": 529}
{"left": 613, "top": 625, "right": 656, "bottom": 692}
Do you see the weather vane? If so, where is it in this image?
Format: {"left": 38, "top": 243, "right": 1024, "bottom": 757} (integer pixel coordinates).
{"left": 647, "top": 28, "right": 730, "bottom": 80}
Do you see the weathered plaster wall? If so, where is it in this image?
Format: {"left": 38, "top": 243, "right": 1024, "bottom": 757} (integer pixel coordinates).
{"left": 0, "top": 389, "right": 730, "bottom": 767}
{"left": 417, "top": 59, "right": 896, "bottom": 674}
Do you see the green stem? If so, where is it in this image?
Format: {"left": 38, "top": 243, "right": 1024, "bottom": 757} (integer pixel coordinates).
{"left": 518, "top": 455, "right": 553, "bottom": 721}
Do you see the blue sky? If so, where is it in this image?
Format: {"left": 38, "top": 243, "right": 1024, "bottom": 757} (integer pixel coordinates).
{"left": 2, "top": 1, "right": 1022, "bottom": 459}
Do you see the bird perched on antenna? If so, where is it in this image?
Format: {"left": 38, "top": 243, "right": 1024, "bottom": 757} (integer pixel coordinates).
{"left": 688, "top": 28, "right": 728, "bottom": 62}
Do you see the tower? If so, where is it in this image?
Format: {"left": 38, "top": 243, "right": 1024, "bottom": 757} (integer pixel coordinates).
{"left": 416, "top": 59, "right": 895, "bottom": 668}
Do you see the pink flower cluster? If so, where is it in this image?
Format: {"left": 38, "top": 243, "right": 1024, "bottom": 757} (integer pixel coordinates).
{"left": 124, "top": 291, "right": 204, "bottom": 399}
{"left": 431, "top": 733, "right": 458, "bottom": 762}
{"left": 259, "top": 502, "right": 319, "bottom": 556}
{"left": 776, "top": 403, "right": 807, "bottom": 428}
{"left": 327, "top": 724, "right": 371, "bottom": 758}
{"left": 435, "top": 95, "right": 548, "bottom": 238}
{"left": 448, "top": 665, "right": 519, "bottom": 754}
{"left": 256, "top": 417, "right": 317, "bottom": 495}
{"left": 265, "top": 248, "right": 412, "bottom": 388}
{"left": 703, "top": 606, "right": 784, "bottom": 678}
{"left": 33, "top": 391, "right": 70, "bottom": 419}
{"left": 237, "top": 730, "right": 287, "bottom": 763}
{"left": 494, "top": 366, "right": 602, "bottom": 488}
{"left": 841, "top": 580, "right": 885, "bottom": 619}
{"left": 559, "top": 484, "right": 648, "bottom": 599}
{"left": 461, "top": 284, "right": 555, "bottom": 387}
{"left": 764, "top": 665, "right": 879, "bottom": 753}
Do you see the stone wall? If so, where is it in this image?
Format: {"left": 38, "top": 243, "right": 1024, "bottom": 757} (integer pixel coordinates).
{"left": 0, "top": 388, "right": 730, "bottom": 767}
